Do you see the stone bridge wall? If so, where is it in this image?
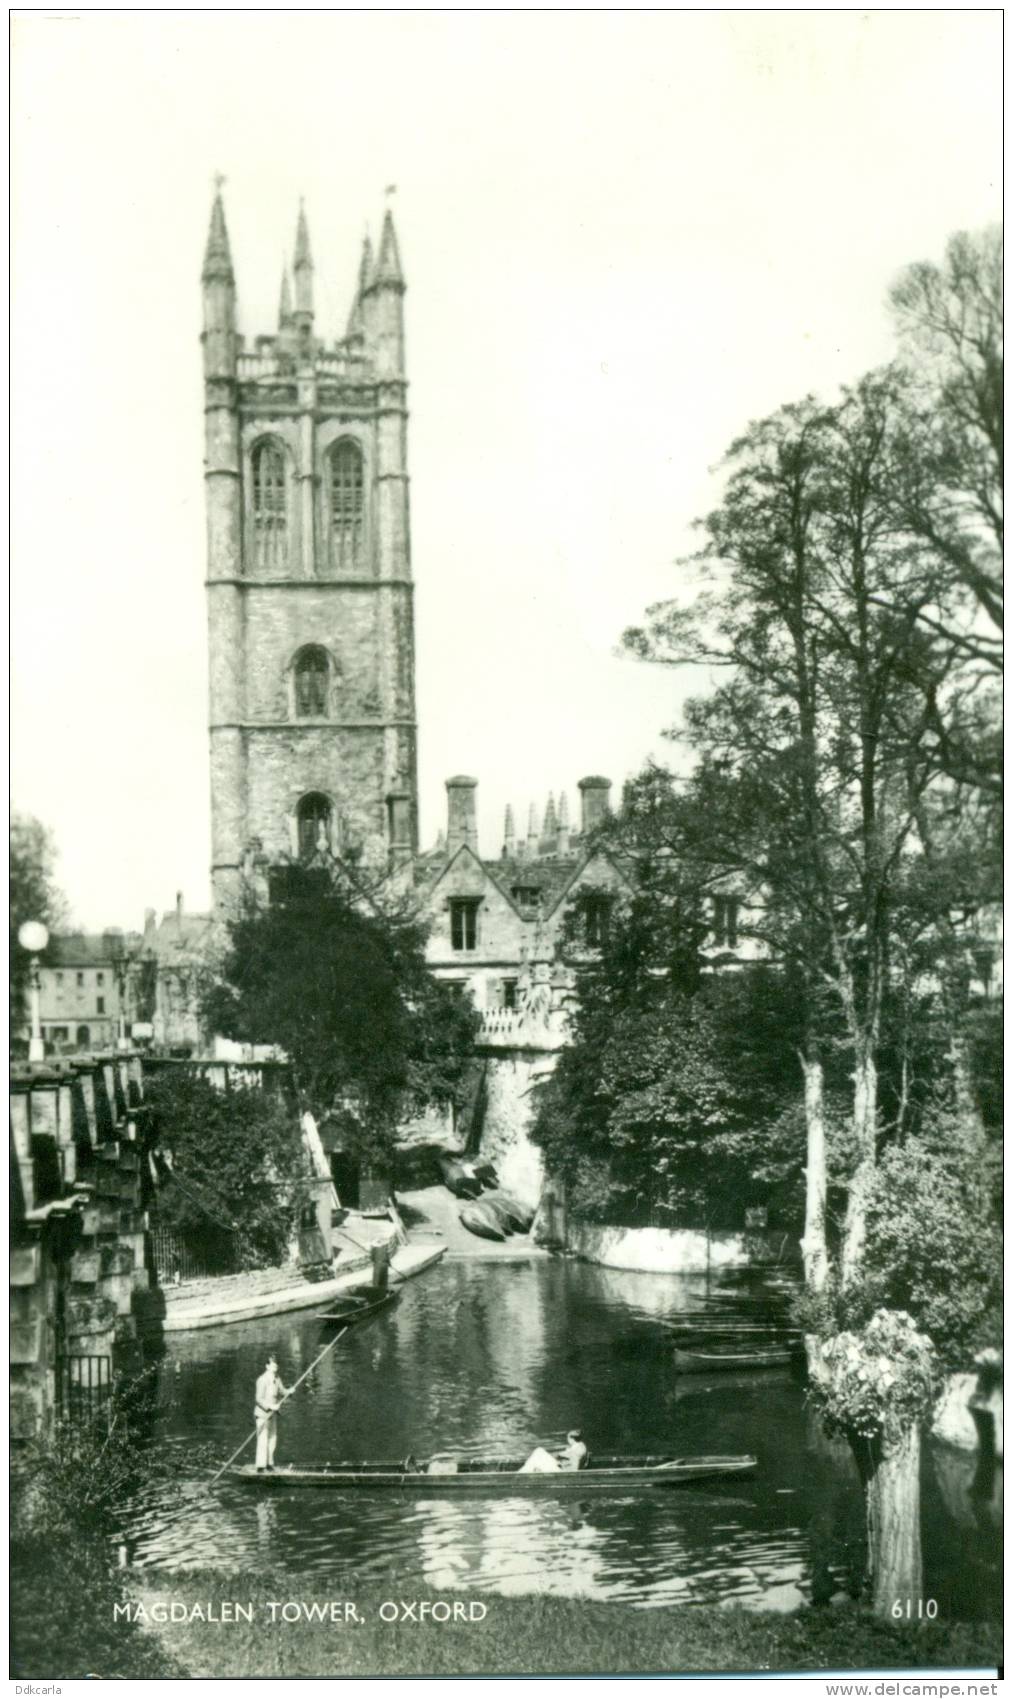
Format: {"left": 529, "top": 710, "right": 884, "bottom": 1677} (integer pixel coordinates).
{"left": 10, "top": 1053, "right": 157, "bottom": 1440}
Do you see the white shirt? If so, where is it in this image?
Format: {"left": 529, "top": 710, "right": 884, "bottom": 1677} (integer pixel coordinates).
{"left": 255, "top": 1367, "right": 284, "bottom": 1413}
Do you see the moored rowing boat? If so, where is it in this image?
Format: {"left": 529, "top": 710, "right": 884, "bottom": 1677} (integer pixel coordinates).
{"left": 229, "top": 1452, "right": 757, "bottom": 1491}
{"left": 673, "top": 1345, "right": 795, "bottom": 1372}
{"left": 313, "top": 1290, "right": 400, "bottom": 1326}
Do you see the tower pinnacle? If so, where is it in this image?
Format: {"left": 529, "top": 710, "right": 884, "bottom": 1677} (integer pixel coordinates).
{"left": 293, "top": 201, "right": 313, "bottom": 317}
{"left": 372, "top": 207, "right": 405, "bottom": 289}
{"left": 202, "top": 187, "right": 234, "bottom": 284}
{"left": 346, "top": 234, "right": 375, "bottom": 337}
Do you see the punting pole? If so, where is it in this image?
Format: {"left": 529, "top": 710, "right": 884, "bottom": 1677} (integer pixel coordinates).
{"left": 334, "top": 1221, "right": 412, "bottom": 1285}
{"left": 206, "top": 1325, "right": 350, "bottom": 1489}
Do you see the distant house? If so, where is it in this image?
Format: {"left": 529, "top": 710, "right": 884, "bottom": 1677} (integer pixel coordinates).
{"left": 33, "top": 930, "right": 141, "bottom": 1055}
{"left": 138, "top": 895, "right": 217, "bottom": 1055}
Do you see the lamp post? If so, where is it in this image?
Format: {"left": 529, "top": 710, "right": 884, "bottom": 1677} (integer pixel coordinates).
{"left": 18, "top": 919, "right": 50, "bottom": 1063}
{"left": 116, "top": 957, "right": 131, "bottom": 1052}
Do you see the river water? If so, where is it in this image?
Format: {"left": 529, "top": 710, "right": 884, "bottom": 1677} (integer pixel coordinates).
{"left": 127, "top": 1257, "right": 1001, "bottom": 1615}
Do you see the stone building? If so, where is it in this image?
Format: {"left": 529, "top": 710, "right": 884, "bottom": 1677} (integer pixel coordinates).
{"left": 414, "top": 774, "right": 633, "bottom": 1009}
{"left": 203, "top": 190, "right": 418, "bottom": 913}
{"left": 139, "top": 896, "right": 216, "bottom": 1055}
{"left": 31, "top": 931, "right": 141, "bottom": 1056}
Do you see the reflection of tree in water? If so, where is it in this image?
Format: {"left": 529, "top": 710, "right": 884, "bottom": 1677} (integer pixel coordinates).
{"left": 804, "top": 1410, "right": 866, "bottom": 1605}
{"left": 256, "top": 1496, "right": 278, "bottom": 1555}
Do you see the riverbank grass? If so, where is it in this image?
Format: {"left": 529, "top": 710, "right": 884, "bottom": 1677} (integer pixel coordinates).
{"left": 115, "top": 1570, "right": 1000, "bottom": 1680}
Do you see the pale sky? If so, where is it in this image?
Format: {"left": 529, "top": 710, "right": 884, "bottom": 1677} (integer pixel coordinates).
{"left": 10, "top": 11, "right": 1001, "bottom": 929}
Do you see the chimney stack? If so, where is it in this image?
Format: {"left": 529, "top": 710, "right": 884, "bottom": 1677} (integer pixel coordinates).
{"left": 526, "top": 802, "right": 540, "bottom": 858}
{"left": 578, "top": 776, "right": 612, "bottom": 836}
{"left": 503, "top": 804, "right": 516, "bottom": 859}
{"left": 557, "top": 792, "right": 571, "bottom": 855}
{"left": 445, "top": 776, "right": 479, "bottom": 856}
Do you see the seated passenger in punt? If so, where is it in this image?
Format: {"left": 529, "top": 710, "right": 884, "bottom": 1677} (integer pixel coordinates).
{"left": 519, "top": 1430, "right": 589, "bottom": 1473}
{"left": 561, "top": 1429, "right": 589, "bottom": 1470}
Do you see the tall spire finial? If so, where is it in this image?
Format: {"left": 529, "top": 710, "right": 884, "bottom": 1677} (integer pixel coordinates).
{"left": 373, "top": 203, "right": 404, "bottom": 289}
{"left": 293, "top": 200, "right": 313, "bottom": 318}
{"left": 346, "top": 233, "right": 375, "bottom": 337}
{"left": 202, "top": 180, "right": 233, "bottom": 284}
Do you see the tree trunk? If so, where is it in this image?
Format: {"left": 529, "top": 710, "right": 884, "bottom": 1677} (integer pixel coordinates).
{"left": 853, "top": 1423, "right": 923, "bottom": 1618}
{"left": 799, "top": 1052, "right": 829, "bottom": 1293}
{"left": 948, "top": 1030, "right": 985, "bottom": 1134}
{"left": 841, "top": 1042, "right": 878, "bottom": 1282}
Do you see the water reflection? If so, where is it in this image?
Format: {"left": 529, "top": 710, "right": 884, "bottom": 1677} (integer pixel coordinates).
{"left": 125, "top": 1260, "right": 999, "bottom": 1616}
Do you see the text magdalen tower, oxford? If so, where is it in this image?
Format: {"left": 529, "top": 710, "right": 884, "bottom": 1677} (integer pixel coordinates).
{"left": 202, "top": 189, "right": 418, "bottom": 909}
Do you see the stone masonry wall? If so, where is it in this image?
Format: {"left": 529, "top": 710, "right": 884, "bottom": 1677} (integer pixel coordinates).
{"left": 10, "top": 1054, "right": 157, "bottom": 1441}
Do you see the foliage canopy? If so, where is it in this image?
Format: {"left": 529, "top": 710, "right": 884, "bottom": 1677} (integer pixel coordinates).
{"left": 203, "top": 865, "right": 479, "bottom": 1160}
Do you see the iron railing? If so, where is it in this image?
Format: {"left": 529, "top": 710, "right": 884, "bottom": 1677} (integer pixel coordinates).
{"left": 148, "top": 1222, "right": 239, "bottom": 1283}
{"left": 56, "top": 1353, "right": 112, "bottom": 1422}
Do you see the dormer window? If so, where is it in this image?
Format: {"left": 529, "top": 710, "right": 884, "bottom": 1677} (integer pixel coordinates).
{"left": 511, "top": 885, "right": 541, "bottom": 913}
{"left": 712, "top": 896, "right": 740, "bottom": 948}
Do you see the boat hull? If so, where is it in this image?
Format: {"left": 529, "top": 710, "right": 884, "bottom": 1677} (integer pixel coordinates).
{"left": 313, "top": 1291, "right": 400, "bottom": 1326}
{"left": 673, "top": 1347, "right": 794, "bottom": 1372}
{"left": 229, "top": 1454, "right": 757, "bottom": 1492}
{"left": 459, "top": 1202, "right": 506, "bottom": 1241}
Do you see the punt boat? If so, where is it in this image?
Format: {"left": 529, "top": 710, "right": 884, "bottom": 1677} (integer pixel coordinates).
{"left": 312, "top": 1290, "right": 400, "bottom": 1326}
{"left": 673, "top": 1345, "right": 795, "bottom": 1372}
{"left": 230, "top": 1452, "right": 758, "bottom": 1492}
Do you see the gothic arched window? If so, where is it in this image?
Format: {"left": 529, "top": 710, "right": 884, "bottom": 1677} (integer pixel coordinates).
{"left": 293, "top": 646, "right": 329, "bottom": 718}
{"left": 327, "top": 440, "right": 364, "bottom": 570}
{"left": 297, "top": 793, "right": 332, "bottom": 859}
{"left": 251, "top": 439, "right": 287, "bottom": 569}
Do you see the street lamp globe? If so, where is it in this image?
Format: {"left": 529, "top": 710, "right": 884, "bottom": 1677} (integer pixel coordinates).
{"left": 18, "top": 920, "right": 49, "bottom": 955}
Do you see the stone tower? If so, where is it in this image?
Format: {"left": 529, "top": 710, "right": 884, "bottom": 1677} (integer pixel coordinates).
{"left": 202, "top": 189, "right": 418, "bottom": 910}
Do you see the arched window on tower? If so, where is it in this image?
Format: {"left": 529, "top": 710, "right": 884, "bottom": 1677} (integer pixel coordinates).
{"left": 327, "top": 440, "right": 364, "bottom": 571}
{"left": 293, "top": 646, "right": 329, "bottom": 717}
{"left": 251, "top": 439, "right": 287, "bottom": 569}
{"left": 297, "top": 793, "right": 332, "bottom": 860}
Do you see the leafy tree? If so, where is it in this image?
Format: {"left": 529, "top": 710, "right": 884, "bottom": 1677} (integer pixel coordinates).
{"left": 10, "top": 813, "right": 67, "bottom": 1042}
{"left": 845, "top": 1107, "right": 1002, "bottom": 1371}
{"left": 202, "top": 864, "right": 479, "bottom": 1165}
{"left": 533, "top": 841, "right": 812, "bottom": 1230}
{"left": 619, "top": 229, "right": 1002, "bottom": 1615}
{"left": 625, "top": 372, "right": 987, "bottom": 1282}
{"left": 145, "top": 1070, "right": 316, "bottom": 1268}
{"left": 889, "top": 226, "right": 1002, "bottom": 658}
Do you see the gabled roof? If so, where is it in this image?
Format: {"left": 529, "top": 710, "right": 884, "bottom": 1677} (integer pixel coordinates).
{"left": 143, "top": 913, "right": 215, "bottom": 964}
{"left": 44, "top": 932, "right": 143, "bottom": 968}
{"left": 415, "top": 842, "right": 633, "bottom": 922}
